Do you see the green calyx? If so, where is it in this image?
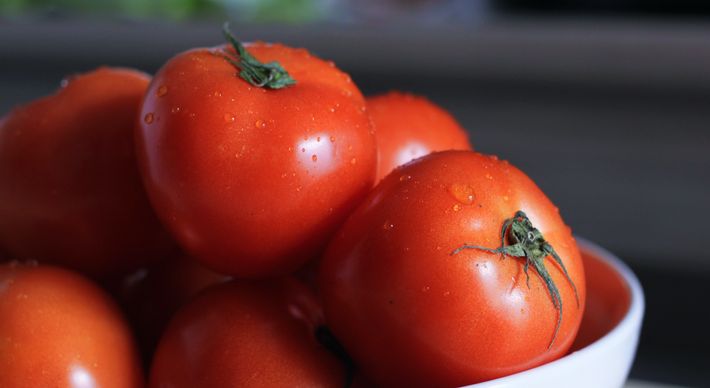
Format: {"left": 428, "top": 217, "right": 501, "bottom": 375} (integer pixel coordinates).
{"left": 222, "top": 23, "right": 296, "bottom": 89}
{"left": 452, "top": 210, "right": 579, "bottom": 349}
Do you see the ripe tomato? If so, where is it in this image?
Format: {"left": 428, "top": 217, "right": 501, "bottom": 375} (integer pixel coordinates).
{"left": 367, "top": 91, "right": 471, "bottom": 181}
{"left": 136, "top": 31, "right": 376, "bottom": 277}
{"left": 0, "top": 262, "right": 143, "bottom": 387}
{"left": 0, "top": 67, "right": 177, "bottom": 279}
{"left": 119, "top": 254, "right": 229, "bottom": 362}
{"left": 150, "top": 278, "right": 347, "bottom": 387}
{"left": 319, "top": 150, "right": 586, "bottom": 387}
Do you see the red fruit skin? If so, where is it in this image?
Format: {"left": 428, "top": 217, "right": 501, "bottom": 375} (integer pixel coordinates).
{"left": 150, "top": 278, "right": 345, "bottom": 388}
{"left": 136, "top": 43, "right": 376, "bottom": 278}
{"left": 0, "top": 67, "right": 178, "bottom": 279}
{"left": 0, "top": 262, "right": 144, "bottom": 388}
{"left": 118, "top": 254, "right": 229, "bottom": 363}
{"left": 368, "top": 91, "right": 471, "bottom": 181}
{"left": 319, "top": 150, "right": 585, "bottom": 387}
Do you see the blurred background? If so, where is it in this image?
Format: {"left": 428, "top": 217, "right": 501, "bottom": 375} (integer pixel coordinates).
{"left": 1, "top": 1, "right": 708, "bottom": 387}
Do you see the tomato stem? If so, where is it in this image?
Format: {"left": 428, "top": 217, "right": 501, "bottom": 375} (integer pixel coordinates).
{"left": 451, "top": 210, "right": 579, "bottom": 349}
{"left": 222, "top": 23, "right": 296, "bottom": 89}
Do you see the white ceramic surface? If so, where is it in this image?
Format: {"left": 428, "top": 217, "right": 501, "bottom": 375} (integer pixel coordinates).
{"left": 463, "top": 238, "right": 645, "bottom": 388}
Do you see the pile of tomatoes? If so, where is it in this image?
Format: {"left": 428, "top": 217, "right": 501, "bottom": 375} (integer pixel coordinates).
{"left": 0, "top": 26, "right": 585, "bottom": 388}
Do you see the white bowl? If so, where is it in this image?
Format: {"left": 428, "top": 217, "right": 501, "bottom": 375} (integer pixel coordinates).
{"left": 463, "top": 238, "right": 645, "bottom": 388}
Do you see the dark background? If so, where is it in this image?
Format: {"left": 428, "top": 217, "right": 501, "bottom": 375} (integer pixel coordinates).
{"left": 1, "top": 1, "right": 709, "bottom": 386}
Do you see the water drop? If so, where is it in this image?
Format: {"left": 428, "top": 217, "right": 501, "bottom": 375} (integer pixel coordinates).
{"left": 399, "top": 175, "right": 412, "bottom": 182}
{"left": 383, "top": 222, "right": 394, "bottom": 230}
{"left": 224, "top": 113, "right": 235, "bottom": 123}
{"left": 329, "top": 136, "right": 336, "bottom": 142}
{"left": 452, "top": 204, "right": 462, "bottom": 212}
{"left": 156, "top": 85, "right": 168, "bottom": 97}
{"left": 311, "top": 154, "right": 318, "bottom": 162}
{"left": 143, "top": 113, "right": 154, "bottom": 124}
{"left": 485, "top": 173, "right": 493, "bottom": 180}
{"left": 350, "top": 158, "right": 357, "bottom": 165}
{"left": 503, "top": 195, "right": 509, "bottom": 202}
{"left": 316, "top": 136, "right": 321, "bottom": 142}
{"left": 301, "top": 148, "right": 306, "bottom": 153}
{"left": 255, "top": 120, "right": 266, "bottom": 128}
{"left": 171, "top": 106, "right": 181, "bottom": 114}
{"left": 448, "top": 183, "right": 475, "bottom": 205}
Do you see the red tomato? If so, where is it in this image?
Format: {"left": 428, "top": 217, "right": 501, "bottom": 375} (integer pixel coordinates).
{"left": 319, "top": 150, "right": 586, "bottom": 387}
{"left": 136, "top": 32, "right": 376, "bottom": 277}
{"left": 0, "top": 262, "right": 143, "bottom": 387}
{"left": 367, "top": 91, "right": 471, "bottom": 181}
{"left": 0, "top": 67, "right": 177, "bottom": 279}
{"left": 119, "top": 255, "right": 229, "bottom": 361}
{"left": 149, "top": 278, "right": 346, "bottom": 387}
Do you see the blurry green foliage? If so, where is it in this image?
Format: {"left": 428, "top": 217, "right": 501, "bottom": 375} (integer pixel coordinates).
{"left": 0, "top": 0, "right": 328, "bottom": 22}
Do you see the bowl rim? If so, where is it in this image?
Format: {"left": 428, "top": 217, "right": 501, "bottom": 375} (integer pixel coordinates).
{"left": 465, "top": 237, "right": 645, "bottom": 387}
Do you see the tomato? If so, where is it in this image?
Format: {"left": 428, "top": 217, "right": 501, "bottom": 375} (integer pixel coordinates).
{"left": 0, "top": 67, "right": 177, "bottom": 279}
{"left": 0, "top": 262, "right": 143, "bottom": 387}
{"left": 119, "top": 254, "right": 229, "bottom": 362}
{"left": 149, "top": 278, "right": 347, "bottom": 387}
{"left": 319, "top": 150, "right": 586, "bottom": 387}
{"left": 136, "top": 30, "right": 376, "bottom": 277}
{"left": 367, "top": 91, "right": 471, "bottom": 181}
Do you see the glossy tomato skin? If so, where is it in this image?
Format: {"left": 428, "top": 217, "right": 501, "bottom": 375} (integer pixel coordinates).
{"left": 137, "top": 44, "right": 376, "bottom": 278}
{"left": 319, "top": 150, "right": 586, "bottom": 387}
{"left": 149, "top": 278, "right": 345, "bottom": 388}
{"left": 0, "top": 262, "right": 143, "bottom": 388}
{"left": 119, "top": 254, "right": 229, "bottom": 363}
{"left": 367, "top": 91, "right": 471, "bottom": 181}
{"left": 0, "top": 68, "right": 177, "bottom": 279}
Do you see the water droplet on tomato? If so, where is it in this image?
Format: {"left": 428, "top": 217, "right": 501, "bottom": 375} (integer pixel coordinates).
{"left": 156, "top": 85, "right": 168, "bottom": 97}
{"left": 171, "top": 106, "right": 181, "bottom": 114}
{"left": 143, "top": 113, "right": 154, "bottom": 124}
{"left": 316, "top": 136, "right": 321, "bottom": 142}
{"left": 350, "top": 157, "right": 357, "bottom": 165}
{"left": 311, "top": 154, "right": 318, "bottom": 162}
{"left": 452, "top": 204, "right": 462, "bottom": 212}
{"left": 399, "top": 175, "right": 412, "bottom": 182}
{"left": 383, "top": 222, "right": 394, "bottom": 230}
{"left": 448, "top": 183, "right": 475, "bottom": 205}
{"left": 301, "top": 148, "right": 306, "bottom": 153}
{"left": 485, "top": 173, "right": 493, "bottom": 180}
{"left": 329, "top": 136, "right": 336, "bottom": 142}
{"left": 255, "top": 120, "right": 266, "bottom": 128}
{"left": 224, "top": 113, "right": 235, "bottom": 123}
